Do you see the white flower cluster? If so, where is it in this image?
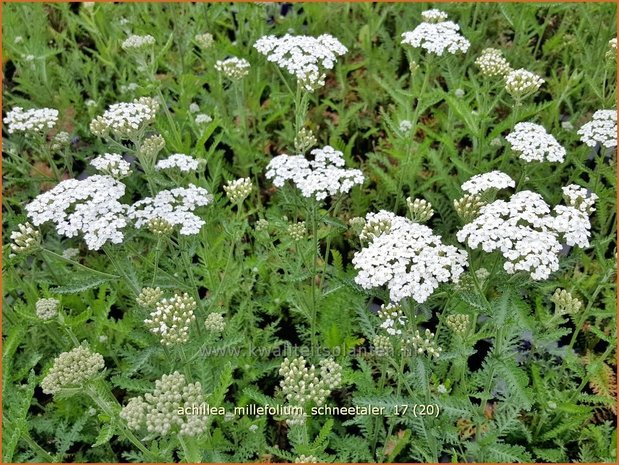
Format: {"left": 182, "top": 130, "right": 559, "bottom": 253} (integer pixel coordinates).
{"left": 25, "top": 175, "right": 128, "bottom": 250}
{"left": 461, "top": 170, "right": 515, "bottom": 195}
{"left": 155, "top": 154, "right": 200, "bottom": 173}
{"left": 577, "top": 109, "right": 617, "bottom": 149}
{"left": 401, "top": 10, "right": 470, "bottom": 56}
{"left": 90, "top": 97, "right": 159, "bottom": 138}
{"left": 5, "top": 106, "right": 58, "bottom": 134}
{"left": 551, "top": 205, "right": 592, "bottom": 248}
{"left": 504, "top": 68, "right": 544, "bottom": 100}
{"left": 121, "top": 34, "right": 155, "bottom": 51}
{"left": 195, "top": 33, "right": 214, "bottom": 49}
{"left": 454, "top": 194, "right": 486, "bottom": 222}
{"left": 215, "top": 56, "right": 251, "bottom": 80}
{"left": 505, "top": 122, "right": 566, "bottom": 163}
{"left": 287, "top": 221, "right": 306, "bottom": 241}
{"left": 36, "top": 298, "right": 60, "bottom": 320}
{"left": 224, "top": 177, "right": 253, "bottom": 204}
{"left": 10, "top": 222, "right": 41, "bottom": 254}
{"left": 294, "top": 128, "right": 317, "bottom": 153}
{"left": 371, "top": 335, "right": 393, "bottom": 357}
{"left": 550, "top": 288, "right": 583, "bottom": 316}
{"left": 51, "top": 131, "right": 71, "bottom": 150}
{"left": 562, "top": 184, "right": 598, "bottom": 214}
{"left": 195, "top": 113, "right": 213, "bottom": 124}
{"left": 90, "top": 153, "right": 132, "bottom": 179}
{"left": 358, "top": 210, "right": 393, "bottom": 242}
{"left": 404, "top": 329, "right": 442, "bottom": 358}
{"left": 129, "top": 185, "right": 213, "bottom": 235}
{"left": 144, "top": 292, "right": 197, "bottom": 345}
{"left": 41, "top": 345, "right": 105, "bottom": 395}
{"left": 295, "top": 455, "right": 320, "bottom": 464}
{"left": 266, "top": 145, "right": 364, "bottom": 201}
{"left": 421, "top": 9, "right": 449, "bottom": 23}
{"left": 474, "top": 48, "right": 511, "bottom": 78}
{"left": 406, "top": 197, "right": 434, "bottom": 223}
{"left": 457, "top": 189, "right": 596, "bottom": 280}
{"left": 121, "top": 372, "right": 206, "bottom": 437}
{"left": 446, "top": 313, "right": 469, "bottom": 335}
{"left": 254, "top": 34, "right": 347, "bottom": 91}
{"left": 136, "top": 287, "right": 164, "bottom": 308}
{"left": 378, "top": 303, "right": 407, "bottom": 336}
{"left": 352, "top": 211, "right": 468, "bottom": 303}
{"left": 399, "top": 120, "right": 413, "bottom": 133}
{"left": 279, "top": 356, "right": 342, "bottom": 406}
{"left": 204, "top": 312, "right": 226, "bottom": 333}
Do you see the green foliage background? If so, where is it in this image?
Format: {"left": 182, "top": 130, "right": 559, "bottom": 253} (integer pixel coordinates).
{"left": 2, "top": 2, "right": 617, "bottom": 463}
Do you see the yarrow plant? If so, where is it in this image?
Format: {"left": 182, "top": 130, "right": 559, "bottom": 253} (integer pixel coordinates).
{"left": 5, "top": 106, "right": 58, "bottom": 134}
{"left": 505, "top": 122, "right": 566, "bottom": 163}
{"left": 265, "top": 145, "right": 364, "bottom": 201}
{"left": 128, "top": 185, "right": 213, "bottom": 236}
{"left": 90, "top": 97, "right": 159, "bottom": 138}
{"left": 352, "top": 211, "right": 468, "bottom": 303}
{"left": 90, "top": 153, "right": 133, "bottom": 179}
{"left": 401, "top": 9, "right": 470, "bottom": 56}
{"left": 577, "top": 109, "right": 617, "bottom": 149}
{"left": 25, "top": 175, "right": 128, "bottom": 250}
{"left": 254, "top": 33, "right": 348, "bottom": 91}
{"left": 3, "top": 3, "right": 616, "bottom": 464}
{"left": 214, "top": 57, "right": 251, "bottom": 80}
{"left": 155, "top": 153, "right": 200, "bottom": 172}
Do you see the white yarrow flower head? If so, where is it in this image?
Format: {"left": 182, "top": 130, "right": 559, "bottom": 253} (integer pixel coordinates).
{"left": 189, "top": 103, "right": 200, "bottom": 113}
{"left": 122, "top": 372, "right": 206, "bottom": 437}
{"left": 25, "top": 175, "right": 128, "bottom": 250}
{"left": 562, "top": 184, "right": 598, "bottom": 214}
{"left": 90, "top": 153, "right": 132, "bottom": 179}
{"left": 121, "top": 34, "right": 155, "bottom": 51}
{"left": 406, "top": 197, "right": 434, "bottom": 223}
{"left": 224, "top": 177, "right": 253, "bottom": 204}
{"left": 358, "top": 210, "right": 394, "bottom": 242}
{"left": 421, "top": 9, "right": 449, "bottom": 23}
{"left": 475, "top": 48, "right": 512, "bottom": 77}
{"left": 279, "top": 356, "right": 341, "bottom": 407}
{"left": 457, "top": 189, "right": 595, "bottom": 281}
{"left": 254, "top": 33, "right": 347, "bottom": 91}
{"left": 144, "top": 293, "right": 197, "bottom": 346}
{"left": 41, "top": 345, "right": 105, "bottom": 395}
{"left": 266, "top": 145, "right": 364, "bottom": 201}
{"left": 36, "top": 298, "right": 60, "bottom": 320}
{"left": 399, "top": 120, "right": 413, "bottom": 133}
{"left": 551, "top": 204, "right": 592, "bottom": 248}
{"left": 506, "top": 122, "right": 566, "bottom": 163}
{"left": 215, "top": 56, "right": 251, "bottom": 80}
{"left": 378, "top": 303, "right": 407, "bottom": 336}
{"left": 195, "top": 33, "right": 214, "bottom": 49}
{"left": 10, "top": 222, "right": 41, "bottom": 254}
{"left": 195, "top": 113, "right": 213, "bottom": 125}
{"left": 204, "top": 312, "right": 226, "bottom": 333}
{"left": 155, "top": 154, "right": 200, "bottom": 173}
{"left": 461, "top": 170, "right": 515, "bottom": 195}
{"left": 577, "top": 109, "right": 617, "bottom": 149}
{"left": 90, "top": 97, "right": 159, "bottom": 138}
{"left": 606, "top": 38, "right": 617, "bottom": 61}
{"left": 5, "top": 106, "right": 59, "bottom": 135}
{"left": 401, "top": 10, "right": 470, "bottom": 56}
{"left": 505, "top": 68, "right": 544, "bottom": 100}
{"left": 51, "top": 131, "right": 71, "bottom": 150}
{"left": 352, "top": 211, "right": 468, "bottom": 304}
{"left": 128, "top": 184, "right": 213, "bottom": 236}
